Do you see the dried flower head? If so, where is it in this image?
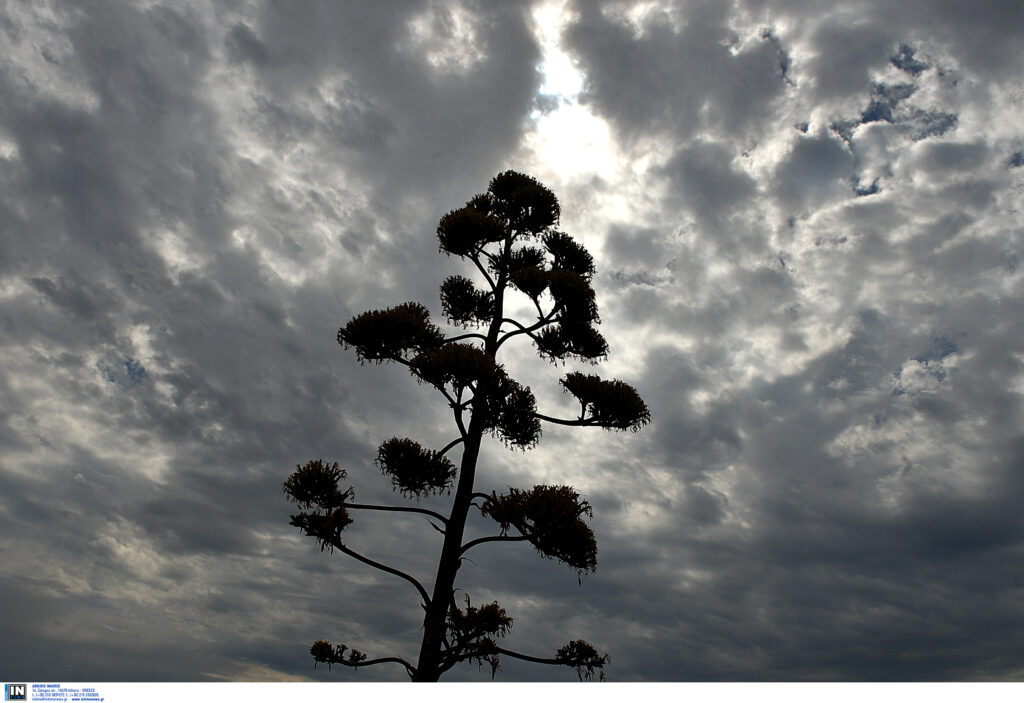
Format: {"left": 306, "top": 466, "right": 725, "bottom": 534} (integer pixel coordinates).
{"left": 561, "top": 372, "right": 652, "bottom": 431}
{"left": 482, "top": 485, "right": 597, "bottom": 575}
{"left": 376, "top": 437, "right": 456, "bottom": 498}
{"left": 555, "top": 639, "right": 609, "bottom": 681}
{"left": 337, "top": 302, "right": 444, "bottom": 364}
{"left": 409, "top": 343, "right": 502, "bottom": 390}
{"left": 544, "top": 231, "right": 595, "bottom": 280}
{"left": 440, "top": 275, "right": 493, "bottom": 327}
{"left": 437, "top": 207, "right": 506, "bottom": 256}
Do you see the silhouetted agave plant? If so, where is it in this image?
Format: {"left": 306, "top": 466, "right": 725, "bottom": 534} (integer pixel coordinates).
{"left": 284, "top": 171, "right": 649, "bottom": 681}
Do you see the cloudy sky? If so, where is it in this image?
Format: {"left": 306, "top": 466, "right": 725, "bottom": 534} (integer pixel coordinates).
{"left": 2, "top": 0, "right": 1024, "bottom": 683}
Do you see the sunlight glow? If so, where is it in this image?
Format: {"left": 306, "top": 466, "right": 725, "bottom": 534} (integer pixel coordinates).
{"left": 533, "top": 1, "right": 583, "bottom": 96}
{"left": 526, "top": 104, "right": 615, "bottom": 178}
{"left": 526, "top": 1, "right": 616, "bottom": 179}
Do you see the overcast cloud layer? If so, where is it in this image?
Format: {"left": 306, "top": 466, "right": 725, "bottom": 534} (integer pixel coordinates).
{"left": 1, "top": 0, "right": 1023, "bottom": 682}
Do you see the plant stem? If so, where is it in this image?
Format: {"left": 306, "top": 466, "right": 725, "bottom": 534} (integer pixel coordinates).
{"left": 412, "top": 236, "right": 513, "bottom": 681}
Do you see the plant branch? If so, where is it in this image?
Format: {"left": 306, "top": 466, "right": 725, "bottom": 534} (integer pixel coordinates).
{"left": 437, "top": 385, "right": 459, "bottom": 408}
{"left": 531, "top": 296, "right": 547, "bottom": 319}
{"left": 528, "top": 411, "right": 634, "bottom": 430}
{"left": 495, "top": 327, "right": 540, "bottom": 351}
{"left": 469, "top": 491, "right": 494, "bottom": 511}
{"left": 470, "top": 252, "right": 497, "bottom": 292}
{"left": 495, "top": 310, "right": 561, "bottom": 352}
{"left": 495, "top": 318, "right": 541, "bottom": 349}
{"left": 345, "top": 502, "right": 449, "bottom": 525}
{"left": 452, "top": 406, "right": 468, "bottom": 439}
{"left": 338, "top": 543, "right": 432, "bottom": 607}
{"left": 499, "top": 317, "right": 536, "bottom": 332}
{"left": 328, "top": 655, "right": 417, "bottom": 678}
{"left": 449, "top": 388, "right": 469, "bottom": 438}
{"left": 434, "top": 387, "right": 468, "bottom": 438}
{"left": 437, "top": 437, "right": 465, "bottom": 458}
{"left": 529, "top": 412, "right": 597, "bottom": 427}
{"left": 481, "top": 247, "right": 499, "bottom": 265}
{"left": 493, "top": 646, "right": 561, "bottom": 666}
{"left": 444, "top": 332, "right": 487, "bottom": 344}
{"left": 460, "top": 534, "right": 530, "bottom": 555}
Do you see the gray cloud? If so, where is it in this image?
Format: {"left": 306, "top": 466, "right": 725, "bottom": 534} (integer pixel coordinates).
{"left": 564, "top": 0, "right": 790, "bottom": 144}
{"left": 662, "top": 139, "right": 758, "bottom": 231}
{"left": 772, "top": 131, "right": 855, "bottom": 212}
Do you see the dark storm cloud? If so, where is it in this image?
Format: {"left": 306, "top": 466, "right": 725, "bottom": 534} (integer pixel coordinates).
{"left": 237, "top": 0, "right": 541, "bottom": 200}
{"left": 915, "top": 140, "right": 990, "bottom": 174}
{"left": 639, "top": 347, "right": 743, "bottom": 481}
{"left": 0, "top": 0, "right": 544, "bottom": 683}
{"left": 662, "top": 139, "right": 757, "bottom": 230}
{"left": 603, "top": 223, "right": 672, "bottom": 272}
{"left": 803, "top": 20, "right": 898, "bottom": 99}
{"left": 224, "top": 23, "right": 270, "bottom": 67}
{"left": 772, "top": 131, "right": 854, "bottom": 212}
{"left": 563, "top": 0, "right": 790, "bottom": 143}
{"left": 549, "top": 303, "right": 1024, "bottom": 680}
{"left": 553, "top": 0, "right": 1024, "bottom": 682}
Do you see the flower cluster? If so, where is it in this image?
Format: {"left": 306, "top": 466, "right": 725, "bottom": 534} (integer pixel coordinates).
{"left": 560, "top": 372, "right": 652, "bottom": 431}
{"left": 535, "top": 321, "right": 609, "bottom": 363}
{"left": 481, "top": 375, "right": 542, "bottom": 450}
{"left": 445, "top": 596, "right": 514, "bottom": 678}
{"left": 482, "top": 485, "right": 597, "bottom": 575}
{"left": 337, "top": 302, "right": 443, "bottom": 364}
{"left": 543, "top": 231, "right": 595, "bottom": 280}
{"left": 310, "top": 640, "right": 367, "bottom": 670}
{"left": 283, "top": 460, "right": 355, "bottom": 552}
{"left": 376, "top": 437, "right": 456, "bottom": 498}
{"left": 555, "top": 639, "right": 608, "bottom": 681}
{"left": 409, "top": 342, "right": 500, "bottom": 391}
{"left": 486, "top": 170, "right": 560, "bottom": 235}
{"left": 440, "top": 275, "right": 493, "bottom": 326}
{"left": 437, "top": 207, "right": 507, "bottom": 257}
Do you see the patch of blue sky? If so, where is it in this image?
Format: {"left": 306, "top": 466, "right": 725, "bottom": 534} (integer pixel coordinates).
{"left": 98, "top": 356, "right": 148, "bottom": 390}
